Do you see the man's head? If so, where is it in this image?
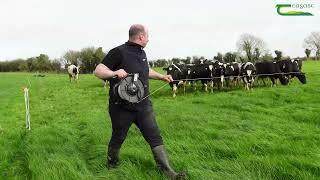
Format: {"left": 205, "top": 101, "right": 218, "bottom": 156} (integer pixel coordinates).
{"left": 129, "top": 24, "right": 149, "bottom": 48}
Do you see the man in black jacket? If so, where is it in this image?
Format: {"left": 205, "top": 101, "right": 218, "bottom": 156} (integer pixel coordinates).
{"left": 94, "top": 24, "right": 185, "bottom": 179}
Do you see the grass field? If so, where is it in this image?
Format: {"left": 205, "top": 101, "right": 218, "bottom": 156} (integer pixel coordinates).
{"left": 1, "top": 61, "right": 320, "bottom": 179}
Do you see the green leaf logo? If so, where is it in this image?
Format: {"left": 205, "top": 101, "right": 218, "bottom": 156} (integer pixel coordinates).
{"left": 276, "top": 4, "right": 313, "bottom": 16}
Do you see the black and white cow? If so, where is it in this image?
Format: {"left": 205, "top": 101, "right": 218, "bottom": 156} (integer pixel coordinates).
{"left": 224, "top": 62, "right": 241, "bottom": 88}
{"left": 189, "top": 63, "right": 214, "bottom": 92}
{"left": 207, "top": 61, "right": 225, "bottom": 90}
{"left": 163, "top": 64, "right": 193, "bottom": 97}
{"left": 67, "top": 64, "right": 80, "bottom": 82}
{"left": 277, "top": 59, "right": 306, "bottom": 84}
{"left": 293, "top": 58, "right": 303, "bottom": 71}
{"left": 241, "top": 62, "right": 256, "bottom": 90}
{"left": 255, "top": 61, "right": 289, "bottom": 86}
{"left": 215, "top": 61, "right": 226, "bottom": 89}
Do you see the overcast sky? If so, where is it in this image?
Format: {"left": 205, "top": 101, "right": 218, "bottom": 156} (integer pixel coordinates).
{"left": 0, "top": 0, "right": 319, "bottom": 61}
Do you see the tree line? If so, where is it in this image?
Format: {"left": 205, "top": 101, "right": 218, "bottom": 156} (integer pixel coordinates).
{"left": 0, "top": 47, "right": 105, "bottom": 73}
{"left": 1, "top": 32, "right": 319, "bottom": 72}
{"left": 150, "top": 31, "right": 319, "bottom": 67}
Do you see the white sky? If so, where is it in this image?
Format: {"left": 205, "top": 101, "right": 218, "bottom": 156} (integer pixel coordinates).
{"left": 0, "top": 0, "right": 319, "bottom": 61}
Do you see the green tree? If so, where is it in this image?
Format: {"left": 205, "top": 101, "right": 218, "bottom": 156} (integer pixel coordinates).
{"left": 50, "top": 59, "right": 62, "bottom": 72}
{"left": 185, "top": 56, "right": 192, "bottom": 64}
{"left": 305, "top": 49, "right": 311, "bottom": 59}
{"left": 303, "top": 32, "right": 320, "bottom": 60}
{"left": 274, "top": 50, "right": 282, "bottom": 61}
{"left": 63, "top": 50, "right": 81, "bottom": 65}
{"left": 236, "top": 33, "right": 267, "bottom": 62}
{"left": 155, "top": 59, "right": 167, "bottom": 67}
{"left": 223, "top": 52, "right": 236, "bottom": 63}
{"left": 214, "top": 52, "right": 223, "bottom": 62}
{"left": 261, "top": 53, "right": 273, "bottom": 61}
{"left": 80, "top": 47, "right": 96, "bottom": 73}
{"left": 253, "top": 48, "right": 261, "bottom": 61}
{"left": 35, "top": 54, "right": 51, "bottom": 72}
{"left": 171, "top": 58, "right": 181, "bottom": 64}
{"left": 94, "top": 47, "right": 105, "bottom": 63}
{"left": 17, "top": 59, "right": 28, "bottom": 71}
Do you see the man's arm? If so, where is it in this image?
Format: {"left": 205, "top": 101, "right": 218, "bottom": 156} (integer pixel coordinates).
{"left": 94, "top": 47, "right": 128, "bottom": 80}
{"left": 149, "top": 68, "right": 173, "bottom": 82}
{"left": 94, "top": 64, "right": 127, "bottom": 80}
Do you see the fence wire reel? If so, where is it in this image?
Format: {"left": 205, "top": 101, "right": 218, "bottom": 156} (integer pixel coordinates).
{"left": 113, "top": 73, "right": 145, "bottom": 103}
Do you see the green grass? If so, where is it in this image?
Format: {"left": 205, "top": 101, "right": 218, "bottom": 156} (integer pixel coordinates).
{"left": 1, "top": 61, "right": 320, "bottom": 179}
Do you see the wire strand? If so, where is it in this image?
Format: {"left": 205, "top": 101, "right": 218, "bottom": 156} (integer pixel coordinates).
{"left": 137, "top": 70, "right": 320, "bottom": 102}
{"left": 171, "top": 70, "right": 320, "bottom": 82}
{"left": 137, "top": 82, "right": 169, "bottom": 103}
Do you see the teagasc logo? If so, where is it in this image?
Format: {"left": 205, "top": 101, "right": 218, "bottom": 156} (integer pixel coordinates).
{"left": 276, "top": 4, "right": 314, "bottom": 16}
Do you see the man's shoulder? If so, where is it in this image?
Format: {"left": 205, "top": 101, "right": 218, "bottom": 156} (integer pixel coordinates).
{"left": 109, "top": 45, "right": 121, "bottom": 52}
{"left": 107, "top": 44, "right": 125, "bottom": 56}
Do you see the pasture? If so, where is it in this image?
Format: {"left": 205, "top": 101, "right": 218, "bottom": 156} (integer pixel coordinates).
{"left": 0, "top": 61, "right": 320, "bottom": 179}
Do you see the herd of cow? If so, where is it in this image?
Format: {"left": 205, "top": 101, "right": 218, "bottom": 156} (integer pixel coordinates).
{"left": 66, "top": 59, "right": 306, "bottom": 98}
{"left": 163, "top": 59, "right": 306, "bottom": 97}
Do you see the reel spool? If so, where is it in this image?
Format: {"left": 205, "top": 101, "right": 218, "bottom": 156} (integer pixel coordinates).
{"left": 113, "top": 73, "right": 145, "bottom": 103}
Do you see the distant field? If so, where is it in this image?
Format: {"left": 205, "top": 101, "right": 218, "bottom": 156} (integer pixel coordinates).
{"left": 0, "top": 61, "right": 319, "bottom": 179}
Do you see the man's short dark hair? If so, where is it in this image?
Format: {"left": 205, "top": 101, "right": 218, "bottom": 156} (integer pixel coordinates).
{"left": 129, "top": 24, "right": 145, "bottom": 38}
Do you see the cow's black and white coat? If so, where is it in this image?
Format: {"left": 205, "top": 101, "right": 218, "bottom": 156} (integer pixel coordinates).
{"left": 211, "top": 61, "right": 225, "bottom": 89}
{"left": 67, "top": 64, "right": 80, "bottom": 82}
{"left": 277, "top": 59, "right": 306, "bottom": 84}
{"left": 241, "top": 62, "right": 256, "bottom": 90}
{"left": 293, "top": 58, "right": 303, "bottom": 71}
{"left": 163, "top": 63, "right": 193, "bottom": 97}
{"left": 189, "top": 63, "right": 214, "bottom": 92}
{"left": 255, "top": 61, "right": 289, "bottom": 86}
{"left": 224, "top": 62, "right": 241, "bottom": 87}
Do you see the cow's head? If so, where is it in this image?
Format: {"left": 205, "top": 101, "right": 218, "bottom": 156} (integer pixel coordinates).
{"left": 225, "top": 64, "right": 234, "bottom": 76}
{"left": 243, "top": 62, "right": 256, "bottom": 84}
{"left": 296, "top": 72, "right": 307, "bottom": 84}
{"left": 163, "top": 64, "right": 182, "bottom": 80}
{"left": 212, "top": 61, "right": 225, "bottom": 76}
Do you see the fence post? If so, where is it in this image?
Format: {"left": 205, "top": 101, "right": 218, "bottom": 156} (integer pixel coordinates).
{"left": 24, "top": 88, "right": 31, "bottom": 130}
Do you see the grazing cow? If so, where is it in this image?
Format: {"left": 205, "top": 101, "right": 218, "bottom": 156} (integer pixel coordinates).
{"left": 224, "top": 62, "right": 241, "bottom": 88}
{"left": 241, "top": 62, "right": 256, "bottom": 90}
{"left": 277, "top": 59, "right": 306, "bottom": 84}
{"left": 67, "top": 64, "right": 80, "bottom": 82}
{"left": 163, "top": 64, "right": 193, "bottom": 97}
{"left": 255, "top": 61, "right": 289, "bottom": 86}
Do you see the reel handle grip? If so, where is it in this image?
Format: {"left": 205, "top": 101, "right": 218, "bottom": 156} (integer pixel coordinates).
{"left": 103, "top": 75, "right": 118, "bottom": 81}
{"left": 106, "top": 73, "right": 136, "bottom": 81}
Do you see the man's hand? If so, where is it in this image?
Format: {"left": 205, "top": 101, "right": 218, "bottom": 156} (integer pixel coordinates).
{"left": 161, "top": 75, "right": 173, "bottom": 83}
{"left": 114, "top": 69, "right": 128, "bottom": 79}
